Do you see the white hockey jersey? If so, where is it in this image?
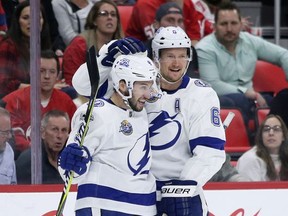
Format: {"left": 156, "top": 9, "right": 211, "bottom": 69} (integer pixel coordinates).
{"left": 60, "top": 99, "right": 156, "bottom": 215}
{"left": 146, "top": 76, "right": 226, "bottom": 198}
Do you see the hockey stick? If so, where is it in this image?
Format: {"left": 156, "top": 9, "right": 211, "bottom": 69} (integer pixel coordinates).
{"left": 56, "top": 45, "right": 99, "bottom": 216}
{"left": 222, "top": 111, "right": 235, "bottom": 129}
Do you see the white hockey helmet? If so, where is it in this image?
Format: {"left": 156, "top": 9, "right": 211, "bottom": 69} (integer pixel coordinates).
{"left": 111, "top": 54, "right": 159, "bottom": 100}
{"left": 152, "top": 26, "right": 192, "bottom": 61}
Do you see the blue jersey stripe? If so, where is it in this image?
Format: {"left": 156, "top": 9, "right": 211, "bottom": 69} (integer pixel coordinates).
{"left": 189, "top": 136, "right": 225, "bottom": 151}
{"left": 77, "top": 184, "right": 156, "bottom": 206}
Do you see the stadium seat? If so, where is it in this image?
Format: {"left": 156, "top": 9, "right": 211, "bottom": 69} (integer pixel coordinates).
{"left": 253, "top": 60, "right": 288, "bottom": 95}
{"left": 220, "top": 108, "right": 251, "bottom": 156}
{"left": 117, "top": 5, "right": 133, "bottom": 34}
{"left": 255, "top": 107, "right": 270, "bottom": 128}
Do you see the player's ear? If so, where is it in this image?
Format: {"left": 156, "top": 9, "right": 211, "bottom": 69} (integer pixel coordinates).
{"left": 118, "top": 80, "right": 128, "bottom": 95}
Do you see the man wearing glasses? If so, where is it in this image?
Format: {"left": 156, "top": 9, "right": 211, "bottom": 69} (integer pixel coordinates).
{"left": 0, "top": 107, "right": 16, "bottom": 185}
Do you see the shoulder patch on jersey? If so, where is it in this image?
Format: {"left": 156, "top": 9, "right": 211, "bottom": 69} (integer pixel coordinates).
{"left": 194, "top": 79, "right": 210, "bottom": 87}
{"left": 94, "top": 99, "right": 104, "bottom": 107}
{"left": 119, "top": 120, "right": 133, "bottom": 136}
{"left": 210, "top": 107, "right": 220, "bottom": 127}
{"left": 146, "top": 89, "right": 162, "bottom": 103}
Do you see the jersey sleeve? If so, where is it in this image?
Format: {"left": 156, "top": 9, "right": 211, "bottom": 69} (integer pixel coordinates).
{"left": 179, "top": 86, "right": 226, "bottom": 185}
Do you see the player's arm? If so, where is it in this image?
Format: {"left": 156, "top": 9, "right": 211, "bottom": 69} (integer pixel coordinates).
{"left": 180, "top": 88, "right": 226, "bottom": 186}
{"left": 72, "top": 38, "right": 147, "bottom": 97}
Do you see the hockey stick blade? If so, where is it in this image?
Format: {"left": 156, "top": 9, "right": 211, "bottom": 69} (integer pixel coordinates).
{"left": 56, "top": 45, "right": 99, "bottom": 216}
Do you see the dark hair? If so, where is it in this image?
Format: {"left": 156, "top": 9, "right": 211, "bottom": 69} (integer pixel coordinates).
{"left": 84, "top": 0, "right": 123, "bottom": 39}
{"left": 41, "top": 50, "right": 60, "bottom": 75}
{"left": 214, "top": 2, "right": 241, "bottom": 23}
{"left": 6, "top": 1, "right": 51, "bottom": 61}
{"left": 255, "top": 114, "right": 288, "bottom": 180}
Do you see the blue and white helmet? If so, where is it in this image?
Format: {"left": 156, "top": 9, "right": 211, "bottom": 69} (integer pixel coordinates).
{"left": 152, "top": 26, "right": 192, "bottom": 62}
{"left": 111, "top": 54, "right": 159, "bottom": 100}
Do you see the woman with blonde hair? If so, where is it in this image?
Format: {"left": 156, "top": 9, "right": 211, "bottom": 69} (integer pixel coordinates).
{"left": 63, "top": 0, "right": 124, "bottom": 86}
{"left": 237, "top": 114, "right": 288, "bottom": 181}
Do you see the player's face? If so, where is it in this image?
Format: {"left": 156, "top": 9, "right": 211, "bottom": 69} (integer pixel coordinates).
{"left": 214, "top": 9, "right": 242, "bottom": 46}
{"left": 94, "top": 3, "right": 118, "bottom": 35}
{"left": 41, "top": 117, "right": 69, "bottom": 153}
{"left": 262, "top": 117, "right": 284, "bottom": 155}
{"left": 40, "top": 58, "right": 59, "bottom": 93}
{"left": 159, "top": 48, "right": 189, "bottom": 83}
{"left": 128, "top": 80, "right": 154, "bottom": 112}
{"left": 0, "top": 115, "right": 11, "bottom": 151}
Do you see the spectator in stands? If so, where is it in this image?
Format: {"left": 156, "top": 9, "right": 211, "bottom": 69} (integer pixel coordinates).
{"left": 0, "top": 1, "right": 51, "bottom": 99}
{"left": 145, "top": 1, "right": 199, "bottom": 78}
{"left": 0, "top": 0, "right": 7, "bottom": 35}
{"left": 193, "top": 0, "right": 222, "bottom": 38}
{"left": 125, "top": 0, "right": 200, "bottom": 45}
{"left": 195, "top": 2, "right": 288, "bottom": 125}
{"left": 63, "top": 0, "right": 123, "bottom": 86}
{"left": 236, "top": 114, "right": 288, "bottom": 181}
{"left": 1, "top": 50, "right": 76, "bottom": 158}
{"left": 0, "top": 107, "right": 16, "bottom": 185}
{"left": 52, "top": 0, "right": 98, "bottom": 46}
{"left": 269, "top": 88, "right": 288, "bottom": 128}
{"left": 16, "top": 110, "right": 70, "bottom": 184}
{"left": 2, "top": 0, "right": 66, "bottom": 54}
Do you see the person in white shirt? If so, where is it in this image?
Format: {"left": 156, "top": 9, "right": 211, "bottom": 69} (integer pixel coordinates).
{"left": 237, "top": 114, "right": 288, "bottom": 181}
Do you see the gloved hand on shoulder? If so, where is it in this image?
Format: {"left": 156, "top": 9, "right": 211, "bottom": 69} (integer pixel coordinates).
{"left": 158, "top": 180, "right": 198, "bottom": 216}
{"left": 58, "top": 143, "right": 92, "bottom": 176}
{"left": 101, "top": 37, "right": 147, "bottom": 67}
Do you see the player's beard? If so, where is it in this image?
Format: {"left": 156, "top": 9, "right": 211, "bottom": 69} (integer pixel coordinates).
{"left": 128, "top": 97, "right": 143, "bottom": 112}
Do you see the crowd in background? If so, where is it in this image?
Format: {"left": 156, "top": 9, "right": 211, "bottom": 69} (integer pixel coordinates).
{"left": 0, "top": 0, "right": 287, "bottom": 186}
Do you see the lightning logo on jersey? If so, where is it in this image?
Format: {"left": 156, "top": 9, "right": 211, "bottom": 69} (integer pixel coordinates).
{"left": 128, "top": 133, "right": 151, "bottom": 175}
{"left": 149, "top": 111, "right": 181, "bottom": 150}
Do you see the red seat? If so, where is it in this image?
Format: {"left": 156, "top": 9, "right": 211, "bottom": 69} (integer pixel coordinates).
{"left": 117, "top": 5, "right": 133, "bottom": 34}
{"left": 220, "top": 108, "right": 251, "bottom": 154}
{"left": 255, "top": 107, "right": 270, "bottom": 128}
{"left": 253, "top": 60, "right": 288, "bottom": 95}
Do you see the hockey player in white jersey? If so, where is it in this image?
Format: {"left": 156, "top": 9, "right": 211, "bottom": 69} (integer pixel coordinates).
{"left": 149, "top": 26, "right": 225, "bottom": 216}
{"left": 71, "top": 28, "right": 226, "bottom": 215}
{"left": 58, "top": 53, "right": 158, "bottom": 215}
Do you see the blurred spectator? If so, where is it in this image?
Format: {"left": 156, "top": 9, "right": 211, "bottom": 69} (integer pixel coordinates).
{"left": 0, "top": 0, "right": 7, "bottom": 34}
{"left": 193, "top": 0, "right": 222, "bottom": 37}
{"left": 52, "top": 0, "right": 96, "bottom": 46}
{"left": 113, "top": 0, "right": 136, "bottom": 5}
{"left": 269, "top": 88, "right": 288, "bottom": 128}
{"left": 237, "top": 114, "right": 288, "bottom": 181}
{"left": 0, "top": 107, "right": 16, "bottom": 184}
{"left": 0, "top": 1, "right": 51, "bottom": 99}
{"left": 1, "top": 50, "right": 76, "bottom": 157}
{"left": 145, "top": 2, "right": 199, "bottom": 78}
{"left": 2, "top": 0, "right": 66, "bottom": 54}
{"left": 209, "top": 154, "right": 248, "bottom": 182}
{"left": 16, "top": 110, "right": 70, "bottom": 184}
{"left": 195, "top": 2, "right": 288, "bottom": 125}
{"left": 126, "top": 0, "right": 200, "bottom": 45}
{"left": 63, "top": 0, "right": 123, "bottom": 86}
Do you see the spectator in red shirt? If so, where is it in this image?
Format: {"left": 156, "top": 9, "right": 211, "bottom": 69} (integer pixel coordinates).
{"left": 1, "top": 50, "right": 76, "bottom": 158}
{"left": 63, "top": 0, "right": 123, "bottom": 86}
{"left": 125, "top": 0, "right": 200, "bottom": 45}
{"left": 0, "top": 1, "right": 51, "bottom": 99}
{"left": 0, "top": 0, "right": 7, "bottom": 34}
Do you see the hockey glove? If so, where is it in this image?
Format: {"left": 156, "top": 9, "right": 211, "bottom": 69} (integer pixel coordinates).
{"left": 101, "top": 37, "right": 146, "bottom": 67}
{"left": 58, "top": 143, "right": 92, "bottom": 176}
{"left": 157, "top": 180, "right": 197, "bottom": 216}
